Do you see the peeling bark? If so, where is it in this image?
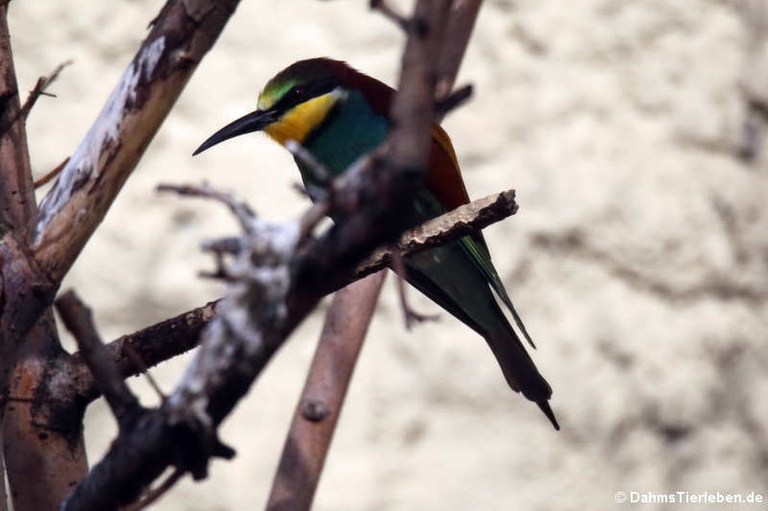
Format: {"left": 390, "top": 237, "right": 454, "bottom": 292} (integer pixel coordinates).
{"left": 34, "top": 0, "right": 242, "bottom": 284}
{"left": 0, "top": 6, "right": 76, "bottom": 509}
{"left": 3, "top": 313, "right": 87, "bottom": 511}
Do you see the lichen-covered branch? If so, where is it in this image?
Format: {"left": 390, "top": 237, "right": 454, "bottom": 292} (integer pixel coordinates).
{"left": 33, "top": 0, "right": 242, "bottom": 284}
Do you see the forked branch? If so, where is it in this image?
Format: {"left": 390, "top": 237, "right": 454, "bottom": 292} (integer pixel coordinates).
{"left": 55, "top": 189, "right": 516, "bottom": 407}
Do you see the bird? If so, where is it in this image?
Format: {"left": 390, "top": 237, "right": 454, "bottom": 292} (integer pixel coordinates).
{"left": 194, "top": 58, "right": 558, "bottom": 430}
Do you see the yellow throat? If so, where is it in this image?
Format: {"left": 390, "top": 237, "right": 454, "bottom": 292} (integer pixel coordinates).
{"left": 258, "top": 89, "right": 346, "bottom": 146}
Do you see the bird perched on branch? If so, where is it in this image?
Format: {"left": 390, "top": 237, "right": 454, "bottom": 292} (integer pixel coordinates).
{"left": 194, "top": 58, "right": 558, "bottom": 430}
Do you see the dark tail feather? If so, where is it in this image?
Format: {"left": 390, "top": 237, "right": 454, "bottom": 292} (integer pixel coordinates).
{"left": 486, "top": 330, "right": 559, "bottom": 430}
{"left": 401, "top": 244, "right": 558, "bottom": 429}
{"left": 537, "top": 401, "right": 560, "bottom": 430}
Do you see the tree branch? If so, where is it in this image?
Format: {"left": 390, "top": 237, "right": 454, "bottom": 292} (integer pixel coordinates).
{"left": 0, "top": 4, "right": 36, "bottom": 240}
{"left": 0, "top": 4, "right": 46, "bottom": 363}
{"left": 266, "top": 272, "right": 386, "bottom": 511}
{"left": 33, "top": 0, "right": 243, "bottom": 285}
{"left": 0, "top": 7, "right": 81, "bottom": 509}
{"left": 355, "top": 189, "right": 516, "bottom": 279}
{"left": 18, "top": 60, "right": 72, "bottom": 123}
{"left": 435, "top": 0, "right": 483, "bottom": 102}
{"left": 387, "top": 0, "right": 450, "bottom": 170}
{"left": 55, "top": 291, "right": 141, "bottom": 428}
{"left": 50, "top": 301, "right": 217, "bottom": 406}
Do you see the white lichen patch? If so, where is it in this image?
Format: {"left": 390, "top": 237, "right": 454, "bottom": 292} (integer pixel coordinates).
{"left": 167, "top": 216, "right": 300, "bottom": 426}
{"left": 35, "top": 36, "right": 167, "bottom": 241}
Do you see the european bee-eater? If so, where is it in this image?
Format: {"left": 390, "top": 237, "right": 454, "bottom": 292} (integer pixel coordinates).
{"left": 194, "top": 58, "right": 558, "bottom": 430}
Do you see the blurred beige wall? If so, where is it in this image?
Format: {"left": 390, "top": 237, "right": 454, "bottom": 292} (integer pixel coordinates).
{"left": 8, "top": 1, "right": 768, "bottom": 510}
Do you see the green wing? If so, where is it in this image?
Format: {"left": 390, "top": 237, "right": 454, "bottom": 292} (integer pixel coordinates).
{"left": 415, "top": 191, "right": 536, "bottom": 347}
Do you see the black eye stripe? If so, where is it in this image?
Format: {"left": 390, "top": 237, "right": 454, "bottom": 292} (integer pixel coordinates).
{"left": 273, "top": 78, "right": 341, "bottom": 114}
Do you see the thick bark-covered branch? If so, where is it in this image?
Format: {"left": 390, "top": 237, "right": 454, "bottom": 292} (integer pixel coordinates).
{"left": 2, "top": 311, "right": 89, "bottom": 511}
{"left": 0, "top": 2, "right": 43, "bottom": 381}
{"left": 53, "top": 302, "right": 216, "bottom": 406}
{"left": 0, "top": 7, "right": 86, "bottom": 510}
{"left": 33, "top": 0, "right": 242, "bottom": 284}
{"left": 2, "top": 4, "right": 249, "bottom": 508}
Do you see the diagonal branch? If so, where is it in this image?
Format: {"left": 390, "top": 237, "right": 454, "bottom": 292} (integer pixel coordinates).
{"left": 33, "top": 0, "right": 243, "bottom": 285}
{"left": 387, "top": 0, "right": 451, "bottom": 170}
{"left": 266, "top": 272, "right": 387, "bottom": 511}
{"left": 51, "top": 301, "right": 216, "bottom": 405}
{"left": 435, "top": 0, "right": 483, "bottom": 102}
{"left": 55, "top": 291, "right": 142, "bottom": 428}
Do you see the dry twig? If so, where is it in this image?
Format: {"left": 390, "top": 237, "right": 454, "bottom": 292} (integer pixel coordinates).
{"left": 157, "top": 182, "right": 256, "bottom": 232}
{"left": 123, "top": 344, "right": 166, "bottom": 401}
{"left": 19, "top": 60, "right": 72, "bottom": 122}
{"left": 369, "top": 0, "right": 410, "bottom": 30}
{"left": 434, "top": 83, "right": 473, "bottom": 121}
{"left": 33, "top": 156, "right": 69, "bottom": 188}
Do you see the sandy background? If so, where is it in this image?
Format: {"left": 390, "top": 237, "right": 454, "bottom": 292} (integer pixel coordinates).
{"left": 7, "top": 0, "right": 768, "bottom": 510}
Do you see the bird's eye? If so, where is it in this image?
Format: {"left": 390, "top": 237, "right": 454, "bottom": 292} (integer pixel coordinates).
{"left": 292, "top": 87, "right": 305, "bottom": 98}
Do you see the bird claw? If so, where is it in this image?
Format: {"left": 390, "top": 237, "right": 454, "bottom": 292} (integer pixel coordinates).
{"left": 402, "top": 307, "right": 439, "bottom": 331}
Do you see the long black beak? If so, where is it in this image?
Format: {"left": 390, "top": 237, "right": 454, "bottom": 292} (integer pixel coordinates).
{"left": 193, "top": 109, "right": 279, "bottom": 156}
